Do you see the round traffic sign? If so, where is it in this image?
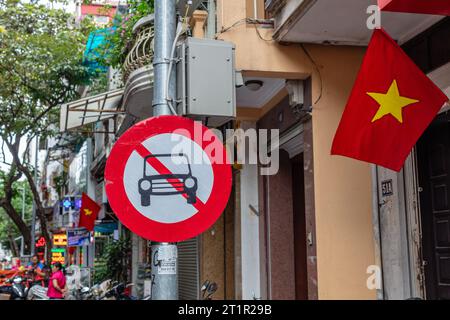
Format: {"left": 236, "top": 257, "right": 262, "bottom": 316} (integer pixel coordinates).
{"left": 104, "top": 115, "right": 232, "bottom": 242}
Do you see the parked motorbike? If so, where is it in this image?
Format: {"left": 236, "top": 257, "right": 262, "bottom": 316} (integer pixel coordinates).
{"left": 200, "top": 280, "right": 218, "bottom": 300}
{"left": 27, "top": 284, "right": 48, "bottom": 300}
{"left": 3, "top": 276, "right": 28, "bottom": 300}
{"left": 70, "top": 279, "right": 114, "bottom": 300}
{"left": 101, "top": 282, "right": 135, "bottom": 300}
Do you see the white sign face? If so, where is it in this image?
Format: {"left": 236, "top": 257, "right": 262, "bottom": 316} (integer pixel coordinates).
{"left": 123, "top": 133, "right": 214, "bottom": 224}
{"left": 105, "top": 115, "right": 232, "bottom": 242}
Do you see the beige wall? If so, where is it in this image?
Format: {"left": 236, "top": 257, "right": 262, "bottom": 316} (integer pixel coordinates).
{"left": 217, "top": 0, "right": 376, "bottom": 299}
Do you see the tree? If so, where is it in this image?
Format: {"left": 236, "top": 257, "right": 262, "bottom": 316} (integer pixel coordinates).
{"left": 0, "top": 168, "right": 30, "bottom": 253}
{"left": 0, "top": 177, "right": 33, "bottom": 256}
{"left": 0, "top": 0, "right": 97, "bottom": 260}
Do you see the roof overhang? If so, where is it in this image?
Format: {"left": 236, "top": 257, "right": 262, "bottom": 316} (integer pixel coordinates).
{"left": 272, "top": 0, "right": 444, "bottom": 46}
{"left": 60, "top": 89, "right": 124, "bottom": 132}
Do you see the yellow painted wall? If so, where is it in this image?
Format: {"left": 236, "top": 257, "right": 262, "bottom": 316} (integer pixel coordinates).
{"left": 217, "top": 0, "right": 376, "bottom": 299}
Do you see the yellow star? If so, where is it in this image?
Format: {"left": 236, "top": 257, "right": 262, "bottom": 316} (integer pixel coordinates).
{"left": 367, "top": 80, "right": 419, "bottom": 123}
{"left": 84, "top": 208, "right": 92, "bottom": 216}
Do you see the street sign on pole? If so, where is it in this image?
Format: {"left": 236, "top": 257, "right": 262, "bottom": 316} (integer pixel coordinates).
{"left": 104, "top": 115, "right": 232, "bottom": 242}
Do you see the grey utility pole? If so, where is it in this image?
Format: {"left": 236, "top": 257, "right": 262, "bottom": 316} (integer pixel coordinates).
{"left": 151, "top": 0, "right": 178, "bottom": 300}
{"left": 30, "top": 136, "right": 38, "bottom": 256}
{"left": 20, "top": 187, "right": 25, "bottom": 256}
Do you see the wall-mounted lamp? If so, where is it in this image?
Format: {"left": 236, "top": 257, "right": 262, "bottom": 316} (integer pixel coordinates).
{"left": 245, "top": 80, "right": 264, "bottom": 91}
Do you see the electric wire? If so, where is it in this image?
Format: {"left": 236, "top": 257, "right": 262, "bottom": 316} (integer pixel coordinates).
{"left": 215, "top": 18, "right": 273, "bottom": 39}
{"left": 300, "top": 43, "right": 323, "bottom": 105}
{"left": 216, "top": 17, "right": 323, "bottom": 105}
{"left": 165, "top": 3, "right": 190, "bottom": 115}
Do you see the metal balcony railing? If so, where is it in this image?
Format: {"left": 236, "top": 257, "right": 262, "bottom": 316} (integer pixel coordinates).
{"left": 122, "top": 15, "right": 155, "bottom": 81}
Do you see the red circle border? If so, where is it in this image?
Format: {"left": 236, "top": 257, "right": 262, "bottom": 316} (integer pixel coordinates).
{"left": 104, "top": 115, "right": 232, "bottom": 242}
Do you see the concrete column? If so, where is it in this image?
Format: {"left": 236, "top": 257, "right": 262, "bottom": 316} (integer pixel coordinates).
{"left": 237, "top": 122, "right": 261, "bottom": 300}
{"left": 190, "top": 10, "right": 208, "bottom": 39}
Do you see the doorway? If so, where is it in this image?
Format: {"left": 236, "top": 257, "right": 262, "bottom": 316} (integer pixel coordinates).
{"left": 261, "top": 147, "right": 308, "bottom": 299}
{"left": 417, "top": 111, "right": 450, "bottom": 300}
{"left": 292, "top": 153, "right": 308, "bottom": 299}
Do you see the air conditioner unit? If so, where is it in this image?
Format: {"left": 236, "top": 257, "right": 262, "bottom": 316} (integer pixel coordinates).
{"left": 176, "top": 37, "right": 236, "bottom": 127}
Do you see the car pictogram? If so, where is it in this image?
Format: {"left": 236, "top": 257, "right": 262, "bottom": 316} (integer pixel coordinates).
{"left": 138, "top": 153, "right": 198, "bottom": 206}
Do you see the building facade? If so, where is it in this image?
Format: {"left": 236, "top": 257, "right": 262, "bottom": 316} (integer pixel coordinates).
{"left": 53, "top": 0, "right": 450, "bottom": 300}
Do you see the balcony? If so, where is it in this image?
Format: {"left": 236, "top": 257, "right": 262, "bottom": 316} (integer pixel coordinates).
{"left": 122, "top": 15, "right": 155, "bottom": 81}
{"left": 121, "top": 14, "right": 155, "bottom": 121}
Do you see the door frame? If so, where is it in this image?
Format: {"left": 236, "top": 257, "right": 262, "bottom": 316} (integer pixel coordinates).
{"left": 403, "top": 149, "right": 426, "bottom": 299}
{"left": 373, "top": 150, "right": 425, "bottom": 300}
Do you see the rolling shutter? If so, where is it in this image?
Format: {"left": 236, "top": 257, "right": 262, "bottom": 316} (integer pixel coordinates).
{"left": 270, "top": 122, "right": 304, "bottom": 158}
{"left": 178, "top": 237, "right": 200, "bottom": 300}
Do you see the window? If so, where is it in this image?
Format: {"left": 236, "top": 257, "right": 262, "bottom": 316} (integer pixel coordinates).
{"left": 93, "top": 15, "right": 109, "bottom": 25}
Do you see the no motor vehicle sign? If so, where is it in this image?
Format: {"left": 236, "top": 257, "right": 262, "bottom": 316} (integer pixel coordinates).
{"left": 104, "top": 115, "right": 232, "bottom": 242}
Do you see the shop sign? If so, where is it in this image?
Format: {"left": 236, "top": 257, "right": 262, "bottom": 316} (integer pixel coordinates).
{"left": 35, "top": 236, "right": 46, "bottom": 248}
{"left": 51, "top": 248, "right": 66, "bottom": 265}
{"left": 67, "top": 228, "right": 91, "bottom": 247}
{"left": 53, "top": 233, "right": 68, "bottom": 246}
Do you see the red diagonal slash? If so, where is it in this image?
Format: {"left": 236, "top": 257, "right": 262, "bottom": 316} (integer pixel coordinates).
{"left": 135, "top": 144, "right": 205, "bottom": 211}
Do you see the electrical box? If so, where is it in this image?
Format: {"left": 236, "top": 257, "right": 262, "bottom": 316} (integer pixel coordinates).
{"left": 176, "top": 37, "right": 236, "bottom": 127}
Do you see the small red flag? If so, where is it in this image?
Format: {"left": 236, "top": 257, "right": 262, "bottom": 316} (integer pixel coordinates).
{"left": 331, "top": 28, "right": 448, "bottom": 171}
{"left": 78, "top": 193, "right": 101, "bottom": 231}
{"left": 379, "top": 0, "right": 450, "bottom": 16}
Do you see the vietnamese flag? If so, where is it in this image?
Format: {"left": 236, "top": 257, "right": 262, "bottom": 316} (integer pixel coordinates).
{"left": 78, "top": 193, "right": 101, "bottom": 231}
{"left": 379, "top": 0, "right": 450, "bottom": 16}
{"left": 331, "top": 28, "right": 448, "bottom": 171}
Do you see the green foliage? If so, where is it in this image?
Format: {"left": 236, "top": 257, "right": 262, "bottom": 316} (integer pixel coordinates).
{"left": 93, "top": 238, "right": 131, "bottom": 284}
{"left": 0, "top": 1, "right": 97, "bottom": 141}
{"left": 96, "top": 0, "right": 154, "bottom": 68}
{"left": 0, "top": 1, "right": 100, "bottom": 258}
{"left": 87, "top": 74, "right": 109, "bottom": 96}
{"left": 0, "top": 175, "right": 33, "bottom": 251}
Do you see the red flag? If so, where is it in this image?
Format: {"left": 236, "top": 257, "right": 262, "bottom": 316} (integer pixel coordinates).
{"left": 379, "top": 0, "right": 450, "bottom": 16}
{"left": 78, "top": 193, "right": 101, "bottom": 231}
{"left": 331, "top": 28, "right": 448, "bottom": 171}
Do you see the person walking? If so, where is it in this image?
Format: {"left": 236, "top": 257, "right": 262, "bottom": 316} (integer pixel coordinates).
{"left": 47, "top": 262, "right": 67, "bottom": 300}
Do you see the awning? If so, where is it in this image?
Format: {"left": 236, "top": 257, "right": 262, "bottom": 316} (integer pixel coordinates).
{"left": 379, "top": 0, "right": 450, "bottom": 16}
{"left": 83, "top": 28, "right": 115, "bottom": 74}
{"left": 60, "top": 89, "right": 124, "bottom": 132}
{"left": 94, "top": 222, "right": 118, "bottom": 234}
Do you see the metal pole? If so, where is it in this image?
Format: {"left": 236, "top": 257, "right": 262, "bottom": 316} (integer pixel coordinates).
{"left": 20, "top": 187, "right": 25, "bottom": 257}
{"left": 21, "top": 187, "right": 25, "bottom": 220}
{"left": 206, "top": 0, "right": 216, "bottom": 39}
{"left": 30, "top": 136, "right": 38, "bottom": 256}
{"left": 152, "top": 0, "right": 177, "bottom": 116}
{"left": 151, "top": 0, "right": 178, "bottom": 300}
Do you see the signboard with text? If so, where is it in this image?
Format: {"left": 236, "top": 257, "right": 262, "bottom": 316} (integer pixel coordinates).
{"left": 51, "top": 248, "right": 66, "bottom": 265}
{"left": 67, "top": 228, "right": 91, "bottom": 247}
{"left": 53, "top": 233, "right": 67, "bottom": 246}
